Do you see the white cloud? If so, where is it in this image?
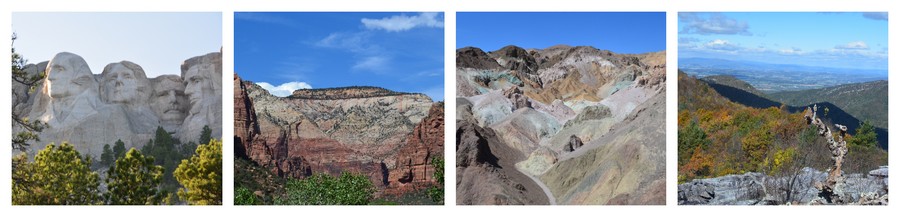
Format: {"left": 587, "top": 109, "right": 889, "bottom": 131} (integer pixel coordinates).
{"left": 705, "top": 39, "right": 743, "bottom": 51}
{"left": 352, "top": 56, "right": 390, "bottom": 72}
{"left": 679, "top": 13, "right": 752, "bottom": 35}
{"left": 257, "top": 81, "right": 313, "bottom": 97}
{"left": 314, "top": 32, "right": 374, "bottom": 53}
{"left": 779, "top": 47, "right": 803, "bottom": 55}
{"left": 361, "top": 12, "right": 443, "bottom": 32}
{"left": 835, "top": 41, "right": 869, "bottom": 50}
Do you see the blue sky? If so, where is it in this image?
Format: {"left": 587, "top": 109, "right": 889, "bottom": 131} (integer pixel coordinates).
{"left": 12, "top": 12, "right": 222, "bottom": 78}
{"left": 235, "top": 12, "right": 445, "bottom": 101}
{"left": 679, "top": 12, "right": 888, "bottom": 70}
{"left": 457, "top": 12, "right": 666, "bottom": 54}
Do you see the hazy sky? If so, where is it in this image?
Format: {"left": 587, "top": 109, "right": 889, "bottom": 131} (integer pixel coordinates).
{"left": 679, "top": 12, "right": 888, "bottom": 70}
{"left": 457, "top": 12, "right": 666, "bottom": 54}
{"left": 12, "top": 12, "right": 222, "bottom": 78}
{"left": 235, "top": 12, "right": 445, "bottom": 101}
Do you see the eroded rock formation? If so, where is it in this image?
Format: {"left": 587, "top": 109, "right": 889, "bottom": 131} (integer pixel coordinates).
{"left": 233, "top": 73, "right": 444, "bottom": 196}
{"left": 386, "top": 102, "right": 445, "bottom": 195}
{"left": 804, "top": 104, "right": 849, "bottom": 203}
{"left": 564, "top": 135, "right": 583, "bottom": 152}
{"left": 456, "top": 45, "right": 666, "bottom": 205}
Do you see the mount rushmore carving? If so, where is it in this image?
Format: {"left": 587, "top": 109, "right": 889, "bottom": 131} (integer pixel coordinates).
{"left": 14, "top": 51, "right": 222, "bottom": 157}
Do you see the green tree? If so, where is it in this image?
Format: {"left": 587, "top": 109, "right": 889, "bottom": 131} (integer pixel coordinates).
{"left": 105, "top": 148, "right": 166, "bottom": 205}
{"left": 742, "top": 130, "right": 773, "bottom": 171}
{"left": 142, "top": 127, "right": 182, "bottom": 192}
{"left": 100, "top": 144, "right": 114, "bottom": 166}
{"left": 678, "top": 120, "right": 709, "bottom": 166}
{"left": 11, "top": 33, "right": 47, "bottom": 151}
{"left": 12, "top": 143, "right": 101, "bottom": 205}
{"left": 426, "top": 157, "right": 444, "bottom": 204}
{"left": 849, "top": 121, "right": 878, "bottom": 149}
{"left": 276, "top": 172, "right": 375, "bottom": 205}
{"left": 199, "top": 125, "right": 212, "bottom": 145}
{"left": 175, "top": 139, "right": 222, "bottom": 205}
{"left": 234, "top": 187, "right": 260, "bottom": 205}
{"left": 113, "top": 139, "right": 127, "bottom": 159}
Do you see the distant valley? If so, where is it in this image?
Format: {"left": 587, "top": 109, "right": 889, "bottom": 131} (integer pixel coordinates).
{"left": 697, "top": 73, "right": 888, "bottom": 150}
{"left": 680, "top": 58, "right": 887, "bottom": 93}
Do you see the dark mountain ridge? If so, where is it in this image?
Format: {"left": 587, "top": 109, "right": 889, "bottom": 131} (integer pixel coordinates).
{"left": 699, "top": 75, "right": 887, "bottom": 150}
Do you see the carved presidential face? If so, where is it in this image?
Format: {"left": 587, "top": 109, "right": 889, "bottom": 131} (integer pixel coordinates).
{"left": 184, "top": 63, "right": 215, "bottom": 114}
{"left": 46, "top": 53, "right": 95, "bottom": 99}
{"left": 101, "top": 62, "right": 149, "bottom": 104}
{"left": 150, "top": 76, "right": 188, "bottom": 124}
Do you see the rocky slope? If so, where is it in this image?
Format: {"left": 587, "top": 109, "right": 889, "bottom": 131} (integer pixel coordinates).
{"left": 233, "top": 73, "right": 443, "bottom": 197}
{"left": 456, "top": 117, "right": 550, "bottom": 205}
{"left": 678, "top": 167, "right": 888, "bottom": 205}
{"left": 456, "top": 45, "right": 666, "bottom": 205}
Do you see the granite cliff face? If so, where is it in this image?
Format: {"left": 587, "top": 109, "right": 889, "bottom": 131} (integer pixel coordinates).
{"left": 13, "top": 51, "right": 223, "bottom": 157}
{"left": 233, "top": 73, "right": 443, "bottom": 196}
{"left": 456, "top": 45, "right": 666, "bottom": 205}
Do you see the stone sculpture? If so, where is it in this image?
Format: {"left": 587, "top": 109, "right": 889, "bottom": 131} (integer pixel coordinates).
{"left": 100, "top": 61, "right": 159, "bottom": 134}
{"left": 15, "top": 51, "right": 223, "bottom": 157}
{"left": 179, "top": 52, "right": 223, "bottom": 143}
{"left": 30, "top": 52, "right": 101, "bottom": 128}
{"left": 150, "top": 75, "right": 188, "bottom": 132}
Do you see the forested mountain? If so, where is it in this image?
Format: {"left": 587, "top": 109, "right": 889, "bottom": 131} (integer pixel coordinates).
{"left": 699, "top": 74, "right": 888, "bottom": 149}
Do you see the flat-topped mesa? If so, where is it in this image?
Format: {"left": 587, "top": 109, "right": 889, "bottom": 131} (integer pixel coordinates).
{"left": 288, "top": 86, "right": 427, "bottom": 100}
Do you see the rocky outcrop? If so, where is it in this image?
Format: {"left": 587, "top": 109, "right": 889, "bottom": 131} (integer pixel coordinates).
{"left": 233, "top": 74, "right": 258, "bottom": 159}
{"left": 456, "top": 47, "right": 501, "bottom": 70}
{"left": 387, "top": 102, "right": 445, "bottom": 195}
{"left": 563, "top": 135, "right": 583, "bottom": 152}
{"left": 490, "top": 45, "right": 542, "bottom": 88}
{"left": 456, "top": 119, "right": 550, "bottom": 205}
{"left": 290, "top": 86, "right": 420, "bottom": 100}
{"left": 14, "top": 51, "right": 222, "bottom": 157}
{"left": 12, "top": 61, "right": 48, "bottom": 117}
{"left": 503, "top": 86, "right": 531, "bottom": 110}
{"left": 677, "top": 167, "right": 889, "bottom": 205}
{"left": 801, "top": 104, "right": 888, "bottom": 205}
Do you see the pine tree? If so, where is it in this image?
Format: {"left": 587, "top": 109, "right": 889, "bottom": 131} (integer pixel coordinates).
{"left": 849, "top": 121, "right": 878, "bottom": 149}
{"left": 100, "top": 144, "right": 114, "bottom": 166}
{"left": 113, "top": 139, "right": 127, "bottom": 159}
{"left": 12, "top": 143, "right": 101, "bottom": 205}
{"left": 199, "top": 125, "right": 212, "bottom": 145}
{"left": 143, "top": 127, "right": 181, "bottom": 192}
{"left": 678, "top": 120, "right": 709, "bottom": 166}
{"left": 11, "top": 33, "right": 47, "bottom": 151}
{"left": 175, "top": 139, "right": 222, "bottom": 205}
{"left": 105, "top": 148, "right": 165, "bottom": 205}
